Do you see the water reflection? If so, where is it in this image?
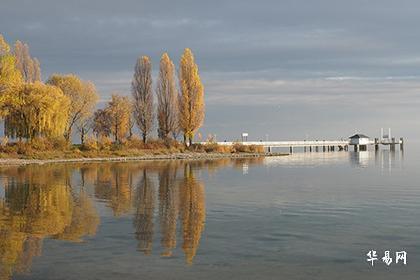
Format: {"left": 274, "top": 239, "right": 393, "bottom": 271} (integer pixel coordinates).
{"left": 158, "top": 164, "right": 179, "bottom": 257}
{"left": 0, "top": 165, "right": 99, "bottom": 280}
{"left": 0, "top": 158, "right": 259, "bottom": 279}
{"left": 179, "top": 164, "right": 206, "bottom": 264}
{"left": 134, "top": 169, "right": 156, "bottom": 255}
{"left": 264, "top": 149, "right": 404, "bottom": 171}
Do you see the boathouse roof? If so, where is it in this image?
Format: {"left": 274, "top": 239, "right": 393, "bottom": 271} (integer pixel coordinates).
{"left": 349, "top": 134, "right": 369, "bottom": 139}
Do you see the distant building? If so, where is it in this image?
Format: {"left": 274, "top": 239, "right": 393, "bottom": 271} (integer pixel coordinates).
{"left": 349, "top": 134, "right": 370, "bottom": 145}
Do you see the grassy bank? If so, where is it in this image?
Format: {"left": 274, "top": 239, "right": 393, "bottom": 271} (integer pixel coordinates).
{"left": 0, "top": 136, "right": 284, "bottom": 162}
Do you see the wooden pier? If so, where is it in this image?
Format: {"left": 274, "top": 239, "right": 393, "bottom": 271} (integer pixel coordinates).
{"left": 201, "top": 134, "right": 404, "bottom": 153}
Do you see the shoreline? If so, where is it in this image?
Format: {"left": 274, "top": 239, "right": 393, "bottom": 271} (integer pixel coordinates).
{"left": 0, "top": 152, "right": 287, "bottom": 166}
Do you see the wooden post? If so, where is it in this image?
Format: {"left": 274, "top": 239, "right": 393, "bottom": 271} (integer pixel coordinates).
{"left": 391, "top": 137, "right": 396, "bottom": 151}
{"left": 374, "top": 138, "right": 379, "bottom": 151}
{"left": 400, "top": 137, "right": 404, "bottom": 151}
{"left": 289, "top": 146, "right": 293, "bottom": 154}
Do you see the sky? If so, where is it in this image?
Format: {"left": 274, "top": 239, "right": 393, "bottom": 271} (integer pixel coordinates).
{"left": 1, "top": 0, "right": 420, "bottom": 141}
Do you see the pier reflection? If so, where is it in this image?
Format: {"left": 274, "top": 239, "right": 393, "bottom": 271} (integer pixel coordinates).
{"left": 264, "top": 149, "right": 404, "bottom": 170}
{"left": 0, "top": 158, "right": 260, "bottom": 279}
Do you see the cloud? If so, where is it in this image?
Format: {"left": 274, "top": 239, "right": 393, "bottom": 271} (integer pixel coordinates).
{"left": 2, "top": 0, "right": 420, "bottom": 139}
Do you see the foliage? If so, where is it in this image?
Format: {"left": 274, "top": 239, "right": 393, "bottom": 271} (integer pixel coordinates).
{"left": 105, "top": 94, "right": 133, "bottom": 143}
{"left": 232, "top": 143, "right": 265, "bottom": 153}
{"left": 0, "top": 35, "right": 23, "bottom": 117}
{"left": 178, "top": 48, "right": 205, "bottom": 146}
{"left": 47, "top": 74, "right": 98, "bottom": 141}
{"left": 82, "top": 136, "right": 99, "bottom": 151}
{"left": 4, "top": 82, "right": 70, "bottom": 140}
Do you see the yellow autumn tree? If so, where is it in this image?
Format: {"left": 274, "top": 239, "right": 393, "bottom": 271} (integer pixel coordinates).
{"left": 4, "top": 82, "right": 70, "bottom": 140}
{"left": 0, "top": 34, "right": 23, "bottom": 117}
{"left": 178, "top": 48, "right": 205, "bottom": 146}
{"left": 47, "top": 74, "right": 98, "bottom": 142}
{"left": 105, "top": 94, "right": 133, "bottom": 143}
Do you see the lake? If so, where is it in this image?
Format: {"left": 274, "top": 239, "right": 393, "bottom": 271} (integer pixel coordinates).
{"left": 0, "top": 146, "right": 419, "bottom": 280}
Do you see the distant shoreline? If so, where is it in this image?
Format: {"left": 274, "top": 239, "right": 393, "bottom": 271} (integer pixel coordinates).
{"left": 0, "top": 152, "right": 287, "bottom": 166}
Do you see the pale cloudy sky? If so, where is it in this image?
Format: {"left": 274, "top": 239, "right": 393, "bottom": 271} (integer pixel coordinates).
{"left": 1, "top": 0, "right": 419, "bottom": 141}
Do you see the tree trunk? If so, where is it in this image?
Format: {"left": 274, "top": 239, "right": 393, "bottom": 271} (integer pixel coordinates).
{"left": 142, "top": 133, "right": 147, "bottom": 143}
{"left": 188, "top": 136, "right": 193, "bottom": 147}
{"left": 65, "top": 127, "right": 71, "bottom": 142}
{"left": 80, "top": 127, "right": 85, "bottom": 145}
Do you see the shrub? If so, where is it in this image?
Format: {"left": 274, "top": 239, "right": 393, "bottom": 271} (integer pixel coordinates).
{"left": 189, "top": 143, "right": 205, "bottom": 153}
{"left": 248, "top": 145, "right": 265, "bottom": 153}
{"left": 98, "top": 136, "right": 113, "bottom": 150}
{"left": 124, "top": 136, "right": 144, "bottom": 149}
{"left": 203, "top": 143, "right": 232, "bottom": 153}
{"left": 82, "top": 136, "right": 99, "bottom": 151}
{"left": 232, "top": 143, "right": 265, "bottom": 153}
{"left": 50, "top": 137, "right": 70, "bottom": 150}
{"left": 0, "top": 137, "right": 8, "bottom": 147}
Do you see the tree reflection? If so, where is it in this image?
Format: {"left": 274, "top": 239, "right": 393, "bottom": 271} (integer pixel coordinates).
{"left": 133, "top": 169, "right": 155, "bottom": 255}
{"left": 94, "top": 164, "right": 137, "bottom": 217}
{"left": 132, "top": 162, "right": 206, "bottom": 264}
{"left": 158, "top": 163, "right": 179, "bottom": 257}
{"left": 179, "top": 164, "right": 206, "bottom": 265}
{"left": 0, "top": 158, "right": 249, "bottom": 279}
{"left": 0, "top": 165, "right": 99, "bottom": 280}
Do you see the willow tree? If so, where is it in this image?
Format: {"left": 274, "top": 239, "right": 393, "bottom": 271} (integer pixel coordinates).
{"left": 156, "top": 53, "right": 178, "bottom": 140}
{"left": 47, "top": 74, "right": 98, "bottom": 142}
{"left": 105, "top": 94, "right": 132, "bottom": 143}
{"left": 14, "top": 40, "right": 41, "bottom": 83}
{"left": 132, "top": 56, "right": 154, "bottom": 143}
{"left": 4, "top": 82, "right": 70, "bottom": 140}
{"left": 178, "top": 48, "right": 204, "bottom": 146}
{"left": 0, "top": 34, "right": 23, "bottom": 117}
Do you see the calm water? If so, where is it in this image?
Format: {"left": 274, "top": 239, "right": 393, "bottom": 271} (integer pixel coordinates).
{"left": 0, "top": 147, "right": 419, "bottom": 279}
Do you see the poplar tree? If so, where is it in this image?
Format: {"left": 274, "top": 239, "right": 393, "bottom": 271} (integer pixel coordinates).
{"left": 178, "top": 48, "right": 205, "bottom": 146}
{"left": 156, "top": 53, "right": 178, "bottom": 140}
{"left": 14, "top": 40, "right": 41, "bottom": 83}
{"left": 132, "top": 56, "right": 154, "bottom": 143}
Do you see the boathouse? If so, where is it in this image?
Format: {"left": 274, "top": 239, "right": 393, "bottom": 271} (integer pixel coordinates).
{"left": 349, "top": 134, "right": 370, "bottom": 151}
